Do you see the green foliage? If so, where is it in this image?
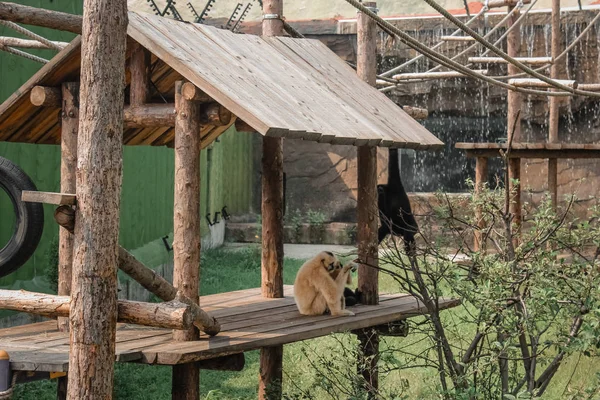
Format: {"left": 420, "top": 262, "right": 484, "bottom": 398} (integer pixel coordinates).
{"left": 42, "top": 236, "right": 59, "bottom": 294}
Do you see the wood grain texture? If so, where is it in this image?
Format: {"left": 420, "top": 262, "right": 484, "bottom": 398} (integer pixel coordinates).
{"left": 129, "top": 42, "right": 151, "bottom": 106}
{"left": 30, "top": 86, "right": 61, "bottom": 107}
{"left": 0, "top": 288, "right": 460, "bottom": 371}
{"left": 67, "top": 0, "right": 127, "bottom": 398}
{"left": 548, "top": 0, "right": 561, "bottom": 209}
{"left": 474, "top": 157, "right": 488, "bottom": 253}
{"left": 0, "top": 290, "right": 195, "bottom": 330}
{"left": 21, "top": 191, "right": 76, "bottom": 205}
{"left": 173, "top": 80, "right": 201, "bottom": 400}
{"left": 356, "top": 6, "right": 380, "bottom": 397}
{"left": 0, "top": 2, "right": 82, "bottom": 34}
{"left": 57, "top": 82, "right": 78, "bottom": 333}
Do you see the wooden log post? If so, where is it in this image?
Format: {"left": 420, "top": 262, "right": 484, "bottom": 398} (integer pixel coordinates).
{"left": 507, "top": 4, "right": 522, "bottom": 240}
{"left": 67, "top": 0, "right": 127, "bottom": 398}
{"left": 0, "top": 290, "right": 197, "bottom": 330}
{"left": 172, "top": 80, "right": 202, "bottom": 400}
{"left": 474, "top": 157, "right": 488, "bottom": 252}
{"left": 0, "top": 36, "right": 68, "bottom": 50}
{"left": 129, "top": 42, "right": 151, "bottom": 107}
{"left": 0, "top": 2, "right": 83, "bottom": 34}
{"left": 548, "top": 0, "right": 561, "bottom": 210}
{"left": 357, "top": 3, "right": 380, "bottom": 398}
{"left": 57, "top": 82, "right": 78, "bottom": 335}
{"left": 260, "top": 1, "right": 285, "bottom": 399}
{"left": 31, "top": 86, "right": 61, "bottom": 107}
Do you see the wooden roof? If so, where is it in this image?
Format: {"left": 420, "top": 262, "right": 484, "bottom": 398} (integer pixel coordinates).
{"left": 0, "top": 286, "right": 459, "bottom": 370}
{"left": 0, "top": 12, "right": 443, "bottom": 149}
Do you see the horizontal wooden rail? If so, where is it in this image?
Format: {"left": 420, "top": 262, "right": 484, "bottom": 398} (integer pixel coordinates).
{"left": 508, "top": 78, "right": 577, "bottom": 89}
{"left": 392, "top": 70, "right": 488, "bottom": 81}
{"left": 0, "top": 36, "right": 68, "bottom": 50}
{"left": 22, "top": 191, "right": 76, "bottom": 205}
{"left": 487, "top": 0, "right": 531, "bottom": 8}
{"left": 439, "top": 36, "right": 476, "bottom": 42}
{"left": 468, "top": 56, "right": 552, "bottom": 65}
{"left": 0, "top": 290, "right": 196, "bottom": 330}
{"left": 401, "top": 106, "right": 428, "bottom": 120}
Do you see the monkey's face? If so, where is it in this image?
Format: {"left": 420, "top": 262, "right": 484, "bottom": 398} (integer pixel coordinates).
{"left": 320, "top": 251, "right": 341, "bottom": 272}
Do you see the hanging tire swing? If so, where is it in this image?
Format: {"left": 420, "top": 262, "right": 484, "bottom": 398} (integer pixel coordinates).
{"left": 0, "top": 156, "right": 44, "bottom": 278}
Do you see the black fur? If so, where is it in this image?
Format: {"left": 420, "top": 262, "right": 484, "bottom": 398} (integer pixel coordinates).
{"left": 343, "top": 287, "right": 360, "bottom": 307}
{"left": 377, "top": 148, "right": 418, "bottom": 249}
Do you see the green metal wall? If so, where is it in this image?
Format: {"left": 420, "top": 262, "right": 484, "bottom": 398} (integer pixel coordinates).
{"left": 0, "top": 1, "right": 254, "bottom": 290}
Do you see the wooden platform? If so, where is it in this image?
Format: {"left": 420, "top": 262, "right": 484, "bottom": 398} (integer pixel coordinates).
{"left": 456, "top": 142, "right": 600, "bottom": 159}
{"left": 0, "top": 286, "right": 458, "bottom": 372}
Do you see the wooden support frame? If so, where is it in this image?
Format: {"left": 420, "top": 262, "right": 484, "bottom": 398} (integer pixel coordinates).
{"left": 0, "top": 36, "right": 68, "bottom": 50}
{"left": 474, "top": 157, "right": 488, "bottom": 252}
{"left": 469, "top": 57, "right": 552, "bottom": 65}
{"left": 57, "top": 82, "right": 78, "bottom": 336}
{"left": 548, "top": 0, "right": 561, "bottom": 210}
{"left": 487, "top": 0, "right": 531, "bottom": 8}
{"left": 172, "top": 80, "right": 202, "bottom": 400}
{"left": 0, "top": 290, "right": 198, "bottom": 330}
{"left": 392, "top": 70, "right": 488, "bottom": 81}
{"left": 508, "top": 78, "right": 577, "bottom": 89}
{"left": 260, "top": 1, "right": 286, "bottom": 399}
{"left": 356, "top": 3, "right": 380, "bottom": 398}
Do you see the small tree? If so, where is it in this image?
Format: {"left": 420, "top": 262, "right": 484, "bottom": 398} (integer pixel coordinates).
{"left": 288, "top": 167, "right": 600, "bottom": 399}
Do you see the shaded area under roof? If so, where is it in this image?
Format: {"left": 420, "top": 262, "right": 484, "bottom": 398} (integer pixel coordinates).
{"left": 0, "top": 11, "right": 443, "bottom": 150}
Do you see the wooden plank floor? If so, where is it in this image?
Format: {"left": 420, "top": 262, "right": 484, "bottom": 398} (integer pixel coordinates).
{"left": 0, "top": 286, "right": 459, "bottom": 372}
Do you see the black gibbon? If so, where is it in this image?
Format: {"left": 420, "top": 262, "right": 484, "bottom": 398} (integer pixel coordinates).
{"left": 377, "top": 148, "right": 418, "bottom": 251}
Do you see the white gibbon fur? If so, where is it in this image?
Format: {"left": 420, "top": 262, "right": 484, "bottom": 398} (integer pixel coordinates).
{"left": 293, "top": 251, "right": 356, "bottom": 316}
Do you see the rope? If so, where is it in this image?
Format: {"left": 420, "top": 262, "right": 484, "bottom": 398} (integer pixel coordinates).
{"left": 0, "top": 372, "right": 18, "bottom": 400}
{"left": 380, "top": 7, "right": 487, "bottom": 77}
{"left": 283, "top": 21, "right": 304, "bottom": 39}
{"left": 0, "top": 20, "right": 63, "bottom": 51}
{"left": 345, "top": 0, "right": 573, "bottom": 97}
{"left": 491, "top": 10, "right": 600, "bottom": 80}
{"left": 419, "top": 0, "right": 600, "bottom": 97}
{"left": 0, "top": 45, "right": 48, "bottom": 64}
{"left": 427, "top": 4, "right": 523, "bottom": 74}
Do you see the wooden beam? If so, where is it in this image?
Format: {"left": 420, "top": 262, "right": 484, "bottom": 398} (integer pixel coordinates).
{"left": 51, "top": 206, "right": 221, "bottom": 336}
{"left": 123, "top": 104, "right": 176, "bottom": 128}
{"left": 0, "top": 2, "right": 82, "bottom": 34}
{"left": 357, "top": 3, "right": 379, "bottom": 398}
{"left": 508, "top": 78, "right": 577, "bottom": 89}
{"left": 392, "top": 70, "right": 488, "bottom": 81}
{"left": 197, "top": 353, "right": 245, "bottom": 371}
{"left": 30, "top": 86, "right": 61, "bottom": 107}
{"left": 22, "top": 191, "right": 76, "bottom": 206}
{"left": 181, "top": 82, "right": 212, "bottom": 102}
{"left": 200, "top": 103, "right": 232, "bottom": 127}
{"left": 461, "top": 148, "right": 600, "bottom": 159}
{"left": 402, "top": 106, "right": 428, "bottom": 120}
{"left": 129, "top": 42, "right": 151, "bottom": 107}
{"left": 487, "top": 0, "right": 531, "bottom": 8}
{"left": 235, "top": 118, "right": 255, "bottom": 133}
{"left": 0, "top": 290, "right": 196, "bottom": 330}
{"left": 57, "top": 82, "right": 78, "bottom": 333}
{"left": 67, "top": 0, "right": 127, "bottom": 397}
{"left": 260, "top": 0, "right": 285, "bottom": 399}
{"left": 468, "top": 56, "right": 551, "bottom": 65}
{"left": 0, "top": 36, "right": 68, "bottom": 50}
{"left": 577, "top": 83, "right": 600, "bottom": 91}
{"left": 172, "top": 80, "right": 202, "bottom": 400}
{"left": 439, "top": 35, "right": 476, "bottom": 41}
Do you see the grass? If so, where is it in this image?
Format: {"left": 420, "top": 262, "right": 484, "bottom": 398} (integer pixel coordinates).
{"left": 12, "top": 246, "right": 600, "bottom": 399}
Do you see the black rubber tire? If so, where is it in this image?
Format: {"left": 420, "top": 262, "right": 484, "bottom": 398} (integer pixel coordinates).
{"left": 0, "top": 156, "right": 44, "bottom": 277}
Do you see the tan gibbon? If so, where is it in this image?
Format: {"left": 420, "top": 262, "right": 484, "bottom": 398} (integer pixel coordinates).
{"left": 293, "top": 251, "right": 356, "bottom": 316}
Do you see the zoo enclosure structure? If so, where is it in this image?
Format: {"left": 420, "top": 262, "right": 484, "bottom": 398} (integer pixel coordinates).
{"left": 0, "top": 4, "right": 457, "bottom": 400}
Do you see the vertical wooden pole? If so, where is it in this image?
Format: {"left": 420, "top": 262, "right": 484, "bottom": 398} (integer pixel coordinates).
{"left": 129, "top": 42, "right": 151, "bottom": 106}
{"left": 260, "top": 1, "right": 285, "bottom": 399}
{"left": 474, "top": 157, "right": 488, "bottom": 252}
{"left": 507, "top": 5, "right": 522, "bottom": 236}
{"left": 172, "top": 81, "right": 201, "bottom": 400}
{"left": 548, "top": 0, "right": 560, "bottom": 209}
{"left": 67, "top": 0, "right": 127, "bottom": 398}
{"left": 357, "top": 2, "right": 379, "bottom": 398}
{"left": 57, "top": 81, "right": 78, "bottom": 400}
{"left": 57, "top": 82, "right": 78, "bottom": 332}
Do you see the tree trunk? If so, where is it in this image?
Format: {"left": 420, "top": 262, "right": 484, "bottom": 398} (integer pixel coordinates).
{"left": 172, "top": 80, "right": 202, "bottom": 400}
{"left": 260, "top": 1, "right": 285, "bottom": 399}
{"left": 57, "top": 82, "right": 78, "bottom": 333}
{"left": 67, "top": 0, "right": 127, "bottom": 398}
{"left": 356, "top": 4, "right": 380, "bottom": 399}
{"left": 548, "top": 0, "right": 561, "bottom": 209}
